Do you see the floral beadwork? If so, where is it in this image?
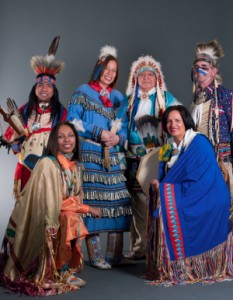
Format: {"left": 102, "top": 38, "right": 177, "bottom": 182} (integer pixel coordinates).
{"left": 159, "top": 144, "right": 173, "bottom": 162}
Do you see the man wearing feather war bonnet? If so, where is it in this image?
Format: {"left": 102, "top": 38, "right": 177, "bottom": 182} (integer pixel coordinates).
{"left": 190, "top": 39, "right": 233, "bottom": 209}
{"left": 3, "top": 36, "right": 67, "bottom": 199}
{"left": 124, "top": 55, "right": 178, "bottom": 260}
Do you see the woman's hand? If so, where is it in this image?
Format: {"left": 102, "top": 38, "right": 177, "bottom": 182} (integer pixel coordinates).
{"left": 89, "top": 207, "right": 102, "bottom": 218}
{"left": 101, "top": 130, "right": 111, "bottom": 142}
{"left": 101, "top": 130, "right": 120, "bottom": 147}
{"left": 151, "top": 179, "right": 159, "bottom": 193}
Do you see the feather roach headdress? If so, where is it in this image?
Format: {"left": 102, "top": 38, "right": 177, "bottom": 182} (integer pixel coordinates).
{"left": 92, "top": 45, "right": 118, "bottom": 81}
{"left": 193, "top": 39, "right": 224, "bottom": 84}
{"left": 30, "top": 36, "right": 64, "bottom": 85}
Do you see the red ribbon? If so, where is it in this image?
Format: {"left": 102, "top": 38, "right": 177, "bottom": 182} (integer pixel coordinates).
{"left": 89, "top": 81, "right": 113, "bottom": 108}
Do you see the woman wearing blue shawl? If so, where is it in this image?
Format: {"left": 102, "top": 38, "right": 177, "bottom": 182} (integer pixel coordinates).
{"left": 146, "top": 105, "right": 233, "bottom": 285}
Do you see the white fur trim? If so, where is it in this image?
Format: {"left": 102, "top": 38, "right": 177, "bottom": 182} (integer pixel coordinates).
{"left": 71, "top": 119, "right": 85, "bottom": 132}
{"left": 110, "top": 118, "right": 122, "bottom": 132}
{"left": 99, "top": 45, "right": 117, "bottom": 59}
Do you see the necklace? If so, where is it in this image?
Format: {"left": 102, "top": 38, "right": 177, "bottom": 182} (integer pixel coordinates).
{"left": 31, "top": 103, "right": 51, "bottom": 131}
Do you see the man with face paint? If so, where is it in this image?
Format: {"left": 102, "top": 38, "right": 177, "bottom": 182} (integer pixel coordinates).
{"left": 191, "top": 39, "right": 233, "bottom": 206}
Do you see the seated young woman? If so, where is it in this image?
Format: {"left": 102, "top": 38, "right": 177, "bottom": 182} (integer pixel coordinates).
{"left": 146, "top": 105, "right": 233, "bottom": 286}
{"left": 1, "top": 121, "right": 101, "bottom": 296}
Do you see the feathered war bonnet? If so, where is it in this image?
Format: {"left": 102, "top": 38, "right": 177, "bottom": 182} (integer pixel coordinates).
{"left": 90, "top": 45, "right": 118, "bottom": 86}
{"left": 30, "top": 36, "right": 64, "bottom": 85}
{"left": 126, "top": 55, "right": 167, "bottom": 115}
{"left": 192, "top": 39, "right": 224, "bottom": 85}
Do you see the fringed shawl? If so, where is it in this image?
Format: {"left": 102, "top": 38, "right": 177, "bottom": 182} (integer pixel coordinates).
{"left": 145, "top": 134, "right": 233, "bottom": 286}
{"left": 159, "top": 134, "right": 230, "bottom": 261}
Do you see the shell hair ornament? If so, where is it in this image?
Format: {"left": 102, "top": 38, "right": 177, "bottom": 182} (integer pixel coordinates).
{"left": 30, "top": 36, "right": 65, "bottom": 85}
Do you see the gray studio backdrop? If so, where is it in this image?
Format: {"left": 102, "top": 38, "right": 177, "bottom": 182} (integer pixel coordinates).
{"left": 1, "top": 0, "right": 233, "bottom": 242}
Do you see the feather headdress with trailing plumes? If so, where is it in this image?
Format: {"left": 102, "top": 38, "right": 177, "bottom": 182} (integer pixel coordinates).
{"left": 126, "top": 55, "right": 168, "bottom": 117}
{"left": 193, "top": 39, "right": 224, "bottom": 84}
{"left": 126, "top": 55, "right": 167, "bottom": 97}
{"left": 30, "top": 36, "right": 64, "bottom": 80}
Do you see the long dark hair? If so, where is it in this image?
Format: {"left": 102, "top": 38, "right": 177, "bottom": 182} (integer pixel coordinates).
{"left": 162, "top": 105, "right": 196, "bottom": 134}
{"left": 46, "top": 121, "right": 81, "bottom": 162}
{"left": 24, "top": 83, "right": 63, "bottom": 121}
{"left": 88, "top": 55, "right": 119, "bottom": 89}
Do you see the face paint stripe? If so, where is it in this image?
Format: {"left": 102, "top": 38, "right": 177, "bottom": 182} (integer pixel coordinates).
{"left": 196, "top": 68, "right": 208, "bottom": 75}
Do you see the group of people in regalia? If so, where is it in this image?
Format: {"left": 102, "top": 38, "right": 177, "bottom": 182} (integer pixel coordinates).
{"left": 1, "top": 37, "right": 233, "bottom": 295}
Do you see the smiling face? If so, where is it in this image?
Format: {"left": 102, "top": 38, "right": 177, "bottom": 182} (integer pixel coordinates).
{"left": 137, "top": 70, "right": 157, "bottom": 92}
{"left": 193, "top": 61, "right": 217, "bottom": 89}
{"left": 35, "top": 82, "right": 54, "bottom": 102}
{"left": 99, "top": 60, "right": 117, "bottom": 89}
{"left": 166, "top": 110, "right": 186, "bottom": 145}
{"left": 57, "top": 124, "right": 76, "bottom": 154}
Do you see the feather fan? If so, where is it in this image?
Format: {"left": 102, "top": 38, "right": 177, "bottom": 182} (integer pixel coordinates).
{"left": 135, "top": 115, "right": 162, "bottom": 148}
